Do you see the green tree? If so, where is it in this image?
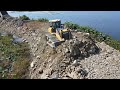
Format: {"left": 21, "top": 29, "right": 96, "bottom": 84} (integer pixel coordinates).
{"left": 19, "top": 15, "right": 30, "bottom": 20}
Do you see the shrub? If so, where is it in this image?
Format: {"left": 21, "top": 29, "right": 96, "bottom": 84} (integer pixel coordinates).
{"left": 19, "top": 15, "right": 30, "bottom": 20}
{"left": 64, "top": 22, "right": 79, "bottom": 30}
{"left": 37, "top": 18, "right": 49, "bottom": 22}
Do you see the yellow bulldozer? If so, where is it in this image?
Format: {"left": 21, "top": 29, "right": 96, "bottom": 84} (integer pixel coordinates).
{"left": 45, "top": 19, "right": 72, "bottom": 48}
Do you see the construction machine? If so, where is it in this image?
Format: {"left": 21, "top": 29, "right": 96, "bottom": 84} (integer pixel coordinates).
{"left": 45, "top": 19, "right": 72, "bottom": 48}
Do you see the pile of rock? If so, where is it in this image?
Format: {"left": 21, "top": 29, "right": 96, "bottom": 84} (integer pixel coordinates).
{"left": 61, "top": 37, "right": 100, "bottom": 60}
{"left": 55, "top": 37, "right": 99, "bottom": 79}
{"left": 34, "top": 33, "right": 101, "bottom": 79}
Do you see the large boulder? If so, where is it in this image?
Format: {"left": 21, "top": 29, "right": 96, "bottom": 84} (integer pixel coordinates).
{"left": 62, "top": 36, "right": 100, "bottom": 60}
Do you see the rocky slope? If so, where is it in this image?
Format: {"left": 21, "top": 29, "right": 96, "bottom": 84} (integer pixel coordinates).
{"left": 0, "top": 16, "right": 120, "bottom": 79}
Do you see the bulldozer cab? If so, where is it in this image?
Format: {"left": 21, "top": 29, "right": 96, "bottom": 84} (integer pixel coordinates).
{"left": 49, "top": 19, "right": 65, "bottom": 33}
{"left": 49, "top": 19, "right": 61, "bottom": 29}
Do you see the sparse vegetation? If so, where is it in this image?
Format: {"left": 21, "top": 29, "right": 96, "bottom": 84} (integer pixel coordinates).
{"left": 64, "top": 22, "right": 79, "bottom": 30}
{"left": 37, "top": 18, "right": 49, "bottom": 22}
{"left": 19, "top": 15, "right": 49, "bottom": 22}
{"left": 64, "top": 21, "right": 120, "bottom": 51}
{"left": 31, "top": 18, "right": 49, "bottom": 22}
{"left": 0, "top": 33, "right": 30, "bottom": 79}
{"left": 19, "top": 15, "right": 30, "bottom": 20}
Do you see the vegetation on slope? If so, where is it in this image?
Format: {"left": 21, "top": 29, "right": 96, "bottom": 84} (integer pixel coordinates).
{"left": 0, "top": 33, "right": 30, "bottom": 79}
{"left": 64, "top": 22, "right": 120, "bottom": 51}
{"left": 37, "top": 18, "right": 49, "bottom": 22}
{"left": 19, "top": 15, "right": 30, "bottom": 20}
{"left": 19, "top": 15, "right": 49, "bottom": 22}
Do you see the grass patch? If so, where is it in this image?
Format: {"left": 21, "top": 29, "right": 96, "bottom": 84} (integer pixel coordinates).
{"left": 0, "top": 33, "right": 30, "bottom": 79}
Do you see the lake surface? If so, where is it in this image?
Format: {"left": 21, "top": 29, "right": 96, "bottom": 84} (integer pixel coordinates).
{"left": 8, "top": 11, "right": 120, "bottom": 40}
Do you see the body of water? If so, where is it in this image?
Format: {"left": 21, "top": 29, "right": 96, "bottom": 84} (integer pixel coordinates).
{"left": 8, "top": 11, "right": 120, "bottom": 40}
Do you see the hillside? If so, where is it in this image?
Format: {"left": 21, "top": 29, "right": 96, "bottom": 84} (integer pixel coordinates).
{"left": 0, "top": 15, "right": 120, "bottom": 79}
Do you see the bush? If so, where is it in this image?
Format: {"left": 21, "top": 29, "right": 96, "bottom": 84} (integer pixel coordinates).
{"left": 19, "top": 15, "right": 48, "bottom": 22}
{"left": 37, "top": 18, "right": 49, "bottom": 22}
{"left": 64, "top": 22, "right": 79, "bottom": 30}
{"left": 19, "top": 15, "right": 30, "bottom": 20}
